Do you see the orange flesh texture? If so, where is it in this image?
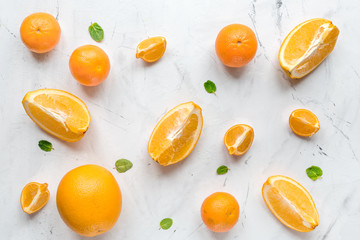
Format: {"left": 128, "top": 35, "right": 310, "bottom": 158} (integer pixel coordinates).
{"left": 20, "top": 13, "right": 61, "bottom": 53}
{"left": 21, "top": 182, "right": 50, "bottom": 214}
{"left": 263, "top": 176, "right": 319, "bottom": 232}
{"left": 23, "top": 90, "right": 90, "bottom": 142}
{"left": 216, "top": 24, "right": 257, "bottom": 67}
{"left": 289, "top": 109, "right": 319, "bottom": 136}
{"left": 224, "top": 124, "right": 254, "bottom": 155}
{"left": 136, "top": 37, "right": 166, "bottom": 62}
{"left": 148, "top": 102, "right": 202, "bottom": 166}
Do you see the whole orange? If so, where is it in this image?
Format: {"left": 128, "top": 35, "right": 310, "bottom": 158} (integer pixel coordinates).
{"left": 20, "top": 12, "right": 61, "bottom": 53}
{"left": 56, "top": 165, "right": 122, "bottom": 237}
{"left": 201, "top": 192, "right": 240, "bottom": 232}
{"left": 215, "top": 24, "right": 257, "bottom": 67}
{"left": 69, "top": 45, "right": 110, "bottom": 86}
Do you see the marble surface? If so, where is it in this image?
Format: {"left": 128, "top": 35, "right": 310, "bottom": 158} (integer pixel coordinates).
{"left": 1, "top": 0, "right": 360, "bottom": 239}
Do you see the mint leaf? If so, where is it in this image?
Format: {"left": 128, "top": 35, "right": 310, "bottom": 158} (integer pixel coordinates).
{"left": 217, "top": 165, "right": 229, "bottom": 175}
{"left": 204, "top": 80, "right": 216, "bottom": 94}
{"left": 38, "top": 140, "right": 53, "bottom": 152}
{"left": 115, "top": 159, "right": 133, "bottom": 173}
{"left": 306, "top": 166, "right": 323, "bottom": 181}
{"left": 160, "top": 218, "right": 173, "bottom": 230}
{"left": 89, "top": 22, "right": 104, "bottom": 42}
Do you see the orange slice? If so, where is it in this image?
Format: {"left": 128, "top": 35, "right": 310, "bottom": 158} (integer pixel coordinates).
{"left": 279, "top": 18, "right": 339, "bottom": 79}
{"left": 22, "top": 89, "right": 91, "bottom": 142}
{"left": 224, "top": 124, "right": 254, "bottom": 155}
{"left": 21, "top": 182, "right": 50, "bottom": 214}
{"left": 289, "top": 109, "right": 320, "bottom": 137}
{"left": 136, "top": 36, "right": 166, "bottom": 62}
{"left": 262, "top": 175, "right": 319, "bottom": 232}
{"left": 148, "top": 102, "right": 203, "bottom": 166}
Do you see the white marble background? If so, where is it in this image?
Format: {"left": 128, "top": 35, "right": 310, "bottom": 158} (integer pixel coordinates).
{"left": 1, "top": 0, "right": 360, "bottom": 239}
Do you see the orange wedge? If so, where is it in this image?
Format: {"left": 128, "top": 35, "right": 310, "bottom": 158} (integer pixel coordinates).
{"left": 21, "top": 182, "right": 50, "bottom": 214}
{"left": 22, "top": 89, "right": 91, "bottom": 142}
{"left": 136, "top": 36, "right": 166, "bottom": 62}
{"left": 262, "top": 175, "right": 319, "bottom": 232}
{"left": 224, "top": 124, "right": 254, "bottom": 155}
{"left": 148, "top": 102, "right": 203, "bottom": 166}
{"left": 289, "top": 109, "right": 320, "bottom": 137}
{"left": 279, "top": 18, "right": 339, "bottom": 79}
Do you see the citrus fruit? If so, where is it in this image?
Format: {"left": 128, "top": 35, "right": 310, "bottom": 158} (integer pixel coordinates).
{"left": 69, "top": 45, "right": 110, "bottom": 86}
{"left": 215, "top": 24, "right": 257, "bottom": 68}
{"left": 136, "top": 36, "right": 167, "bottom": 62}
{"left": 262, "top": 175, "right": 319, "bottom": 232}
{"left": 201, "top": 192, "right": 240, "bottom": 232}
{"left": 289, "top": 109, "right": 320, "bottom": 137}
{"left": 20, "top": 182, "right": 50, "bottom": 214}
{"left": 20, "top": 12, "right": 61, "bottom": 53}
{"left": 22, "top": 89, "right": 91, "bottom": 142}
{"left": 224, "top": 124, "right": 254, "bottom": 155}
{"left": 56, "top": 165, "right": 122, "bottom": 237}
{"left": 279, "top": 18, "right": 339, "bottom": 79}
{"left": 148, "top": 102, "right": 203, "bottom": 166}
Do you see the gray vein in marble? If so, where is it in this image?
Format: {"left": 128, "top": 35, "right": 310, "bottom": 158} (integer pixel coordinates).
{"left": 185, "top": 223, "right": 203, "bottom": 240}
{"left": 56, "top": 0, "right": 59, "bottom": 20}
{"left": 323, "top": 113, "right": 349, "bottom": 140}
{"left": 85, "top": 99, "right": 126, "bottom": 119}
{"left": 0, "top": 21, "right": 16, "bottom": 39}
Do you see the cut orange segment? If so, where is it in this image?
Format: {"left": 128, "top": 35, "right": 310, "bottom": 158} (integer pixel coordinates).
{"left": 262, "top": 175, "right": 319, "bottom": 232}
{"left": 21, "top": 182, "right": 50, "bottom": 214}
{"left": 22, "top": 89, "right": 91, "bottom": 142}
{"left": 224, "top": 124, "right": 254, "bottom": 155}
{"left": 279, "top": 18, "right": 339, "bottom": 79}
{"left": 289, "top": 109, "right": 320, "bottom": 137}
{"left": 136, "top": 36, "right": 166, "bottom": 62}
{"left": 148, "top": 102, "right": 203, "bottom": 166}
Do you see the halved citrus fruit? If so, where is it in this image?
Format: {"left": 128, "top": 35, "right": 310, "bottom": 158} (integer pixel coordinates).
{"left": 21, "top": 182, "right": 50, "bottom": 214}
{"left": 289, "top": 109, "right": 320, "bottom": 137}
{"left": 148, "top": 102, "right": 203, "bottom": 166}
{"left": 22, "top": 89, "right": 91, "bottom": 142}
{"left": 262, "top": 175, "right": 319, "bottom": 232}
{"left": 279, "top": 18, "right": 339, "bottom": 79}
{"left": 136, "top": 36, "right": 166, "bottom": 62}
{"left": 224, "top": 124, "right": 254, "bottom": 155}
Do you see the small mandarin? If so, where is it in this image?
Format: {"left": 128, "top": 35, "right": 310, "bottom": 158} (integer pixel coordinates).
{"left": 20, "top": 12, "right": 61, "bottom": 53}
{"left": 289, "top": 109, "right": 320, "bottom": 137}
{"left": 215, "top": 24, "right": 257, "bottom": 67}
{"left": 201, "top": 192, "right": 240, "bottom": 232}
{"left": 69, "top": 45, "right": 110, "bottom": 86}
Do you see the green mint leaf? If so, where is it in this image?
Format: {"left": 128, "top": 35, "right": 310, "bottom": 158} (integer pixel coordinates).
{"left": 115, "top": 159, "right": 133, "bottom": 173}
{"left": 217, "top": 165, "right": 229, "bottom": 175}
{"left": 160, "top": 218, "right": 173, "bottom": 230}
{"left": 306, "top": 166, "right": 323, "bottom": 181}
{"left": 204, "top": 80, "right": 216, "bottom": 94}
{"left": 38, "top": 140, "right": 53, "bottom": 152}
{"left": 89, "top": 22, "right": 104, "bottom": 42}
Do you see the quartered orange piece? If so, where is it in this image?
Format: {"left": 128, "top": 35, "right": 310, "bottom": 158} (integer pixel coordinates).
{"left": 262, "top": 175, "right": 319, "bottom": 232}
{"left": 289, "top": 109, "right": 320, "bottom": 137}
{"left": 136, "top": 36, "right": 167, "bottom": 62}
{"left": 21, "top": 182, "right": 50, "bottom": 214}
{"left": 279, "top": 18, "right": 339, "bottom": 79}
{"left": 148, "top": 102, "right": 203, "bottom": 166}
{"left": 22, "top": 89, "right": 91, "bottom": 142}
{"left": 224, "top": 124, "right": 254, "bottom": 155}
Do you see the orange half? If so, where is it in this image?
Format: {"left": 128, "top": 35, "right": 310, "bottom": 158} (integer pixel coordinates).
{"left": 136, "top": 36, "right": 167, "bottom": 62}
{"left": 224, "top": 124, "right": 254, "bottom": 155}
{"left": 148, "top": 102, "right": 203, "bottom": 166}
{"left": 279, "top": 18, "right": 339, "bottom": 79}
{"left": 262, "top": 175, "right": 319, "bottom": 232}
{"left": 21, "top": 182, "right": 50, "bottom": 214}
{"left": 22, "top": 89, "right": 91, "bottom": 142}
